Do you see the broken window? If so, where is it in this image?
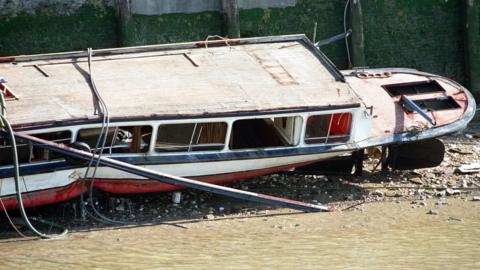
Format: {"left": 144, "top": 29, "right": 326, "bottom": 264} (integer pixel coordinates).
{"left": 402, "top": 96, "right": 461, "bottom": 114}
{"left": 77, "top": 126, "right": 152, "bottom": 154}
{"left": 383, "top": 81, "right": 445, "bottom": 97}
{"left": 305, "top": 113, "right": 352, "bottom": 144}
{"left": 156, "top": 122, "right": 227, "bottom": 152}
{"left": 0, "top": 130, "right": 71, "bottom": 166}
{"left": 229, "top": 116, "right": 301, "bottom": 150}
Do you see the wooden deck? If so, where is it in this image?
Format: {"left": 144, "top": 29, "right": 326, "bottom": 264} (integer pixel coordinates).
{"left": 0, "top": 35, "right": 360, "bottom": 128}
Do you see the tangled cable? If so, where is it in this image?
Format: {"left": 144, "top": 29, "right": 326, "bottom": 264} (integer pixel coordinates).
{"left": 0, "top": 92, "right": 68, "bottom": 239}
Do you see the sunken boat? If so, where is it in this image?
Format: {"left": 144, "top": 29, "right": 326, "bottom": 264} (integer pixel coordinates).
{"left": 0, "top": 35, "right": 476, "bottom": 210}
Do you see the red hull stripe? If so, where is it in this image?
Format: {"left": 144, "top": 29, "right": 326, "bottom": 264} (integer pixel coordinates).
{"left": 92, "top": 160, "right": 317, "bottom": 194}
{"left": 0, "top": 160, "right": 318, "bottom": 211}
{"left": 0, "top": 182, "right": 86, "bottom": 212}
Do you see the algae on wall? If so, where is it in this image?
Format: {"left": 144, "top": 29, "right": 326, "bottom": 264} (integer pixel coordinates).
{"left": 239, "top": 0, "right": 349, "bottom": 69}
{"left": 0, "top": 1, "right": 117, "bottom": 56}
{"left": 0, "top": 0, "right": 470, "bottom": 93}
{"left": 123, "top": 11, "right": 223, "bottom": 46}
{"left": 362, "top": 0, "right": 465, "bottom": 83}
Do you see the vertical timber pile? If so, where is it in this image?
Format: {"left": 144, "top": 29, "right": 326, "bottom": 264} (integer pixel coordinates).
{"left": 349, "top": 0, "right": 366, "bottom": 68}
{"left": 115, "top": 0, "right": 132, "bottom": 47}
{"left": 466, "top": 0, "right": 480, "bottom": 101}
{"left": 222, "top": 0, "right": 241, "bottom": 38}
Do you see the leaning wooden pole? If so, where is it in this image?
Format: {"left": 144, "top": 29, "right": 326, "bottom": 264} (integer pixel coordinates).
{"left": 466, "top": 0, "right": 480, "bottom": 101}
{"left": 349, "top": 0, "right": 366, "bottom": 68}
{"left": 221, "top": 0, "right": 241, "bottom": 38}
{"left": 115, "top": 0, "right": 132, "bottom": 47}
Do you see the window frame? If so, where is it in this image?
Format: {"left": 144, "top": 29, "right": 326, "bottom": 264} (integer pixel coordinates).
{"left": 0, "top": 129, "right": 73, "bottom": 167}
{"left": 154, "top": 121, "right": 229, "bottom": 153}
{"left": 228, "top": 116, "right": 303, "bottom": 151}
{"left": 75, "top": 125, "right": 153, "bottom": 155}
{"left": 304, "top": 112, "right": 353, "bottom": 145}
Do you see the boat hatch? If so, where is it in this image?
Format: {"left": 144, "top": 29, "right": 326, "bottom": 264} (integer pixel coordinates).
{"left": 383, "top": 81, "right": 445, "bottom": 97}
{"left": 401, "top": 96, "right": 461, "bottom": 114}
{"left": 305, "top": 113, "right": 352, "bottom": 144}
{"left": 230, "top": 116, "right": 301, "bottom": 150}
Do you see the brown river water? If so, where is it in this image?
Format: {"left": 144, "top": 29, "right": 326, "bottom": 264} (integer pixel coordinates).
{"left": 0, "top": 198, "right": 479, "bottom": 270}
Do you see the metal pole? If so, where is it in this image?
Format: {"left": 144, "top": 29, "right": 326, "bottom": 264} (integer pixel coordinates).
{"left": 12, "top": 132, "right": 330, "bottom": 213}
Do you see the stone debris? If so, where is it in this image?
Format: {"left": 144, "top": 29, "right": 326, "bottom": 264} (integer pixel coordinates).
{"left": 408, "top": 177, "right": 423, "bottom": 185}
{"left": 456, "top": 163, "right": 480, "bottom": 174}
{"left": 203, "top": 214, "right": 215, "bottom": 220}
{"left": 445, "top": 188, "right": 461, "bottom": 196}
{"left": 447, "top": 216, "right": 463, "bottom": 222}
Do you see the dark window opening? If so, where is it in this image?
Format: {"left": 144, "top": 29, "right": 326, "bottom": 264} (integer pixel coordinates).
{"left": 402, "top": 96, "right": 461, "bottom": 114}
{"left": 156, "top": 122, "right": 227, "bottom": 152}
{"left": 229, "top": 117, "right": 300, "bottom": 150}
{"left": 0, "top": 130, "right": 71, "bottom": 166}
{"left": 77, "top": 126, "right": 152, "bottom": 154}
{"left": 305, "top": 113, "right": 352, "bottom": 144}
{"left": 383, "top": 81, "right": 445, "bottom": 97}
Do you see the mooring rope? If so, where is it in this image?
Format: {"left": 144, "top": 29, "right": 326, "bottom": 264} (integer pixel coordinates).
{"left": 0, "top": 92, "right": 68, "bottom": 238}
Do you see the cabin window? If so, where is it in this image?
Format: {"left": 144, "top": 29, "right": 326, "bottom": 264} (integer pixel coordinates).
{"left": 305, "top": 113, "right": 352, "bottom": 144}
{"left": 0, "top": 130, "right": 71, "bottom": 166}
{"left": 402, "top": 96, "right": 461, "bottom": 114}
{"left": 229, "top": 116, "right": 301, "bottom": 150}
{"left": 156, "top": 122, "right": 227, "bottom": 152}
{"left": 76, "top": 126, "right": 152, "bottom": 154}
{"left": 383, "top": 81, "right": 445, "bottom": 97}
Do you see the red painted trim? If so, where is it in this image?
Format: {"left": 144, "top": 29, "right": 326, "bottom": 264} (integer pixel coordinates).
{"left": 0, "top": 160, "right": 320, "bottom": 211}
{"left": 92, "top": 160, "right": 319, "bottom": 194}
{"left": 0, "top": 181, "right": 86, "bottom": 211}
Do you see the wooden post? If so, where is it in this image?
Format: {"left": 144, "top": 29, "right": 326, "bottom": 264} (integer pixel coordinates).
{"left": 349, "top": 0, "right": 366, "bottom": 68}
{"left": 465, "top": 0, "right": 480, "bottom": 101}
{"left": 221, "top": 0, "right": 241, "bottom": 38}
{"left": 115, "top": 0, "right": 132, "bottom": 47}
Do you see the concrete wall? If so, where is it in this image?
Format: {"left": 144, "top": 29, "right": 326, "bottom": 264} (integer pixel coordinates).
{"left": 0, "top": 0, "right": 477, "bottom": 98}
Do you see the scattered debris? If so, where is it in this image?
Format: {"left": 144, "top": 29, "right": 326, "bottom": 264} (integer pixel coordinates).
{"left": 427, "top": 209, "right": 439, "bottom": 215}
{"left": 203, "top": 214, "right": 215, "bottom": 220}
{"left": 445, "top": 188, "right": 461, "bottom": 196}
{"left": 448, "top": 147, "right": 473, "bottom": 155}
{"left": 456, "top": 163, "right": 480, "bottom": 174}
{"left": 447, "top": 216, "right": 463, "bottom": 222}
{"left": 408, "top": 177, "right": 424, "bottom": 185}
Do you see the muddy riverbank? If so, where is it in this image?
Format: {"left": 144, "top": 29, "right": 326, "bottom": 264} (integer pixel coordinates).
{"left": 1, "top": 198, "right": 479, "bottom": 269}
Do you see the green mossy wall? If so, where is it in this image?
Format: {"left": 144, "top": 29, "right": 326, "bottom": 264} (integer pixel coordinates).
{"left": 123, "top": 12, "right": 223, "bottom": 46}
{"left": 0, "top": 5, "right": 117, "bottom": 56}
{"left": 362, "top": 0, "right": 465, "bottom": 83}
{"left": 240, "top": 0, "right": 348, "bottom": 68}
{"left": 0, "top": 0, "right": 472, "bottom": 92}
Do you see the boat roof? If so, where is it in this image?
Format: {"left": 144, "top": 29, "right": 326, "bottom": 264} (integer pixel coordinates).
{"left": 0, "top": 35, "right": 360, "bottom": 129}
